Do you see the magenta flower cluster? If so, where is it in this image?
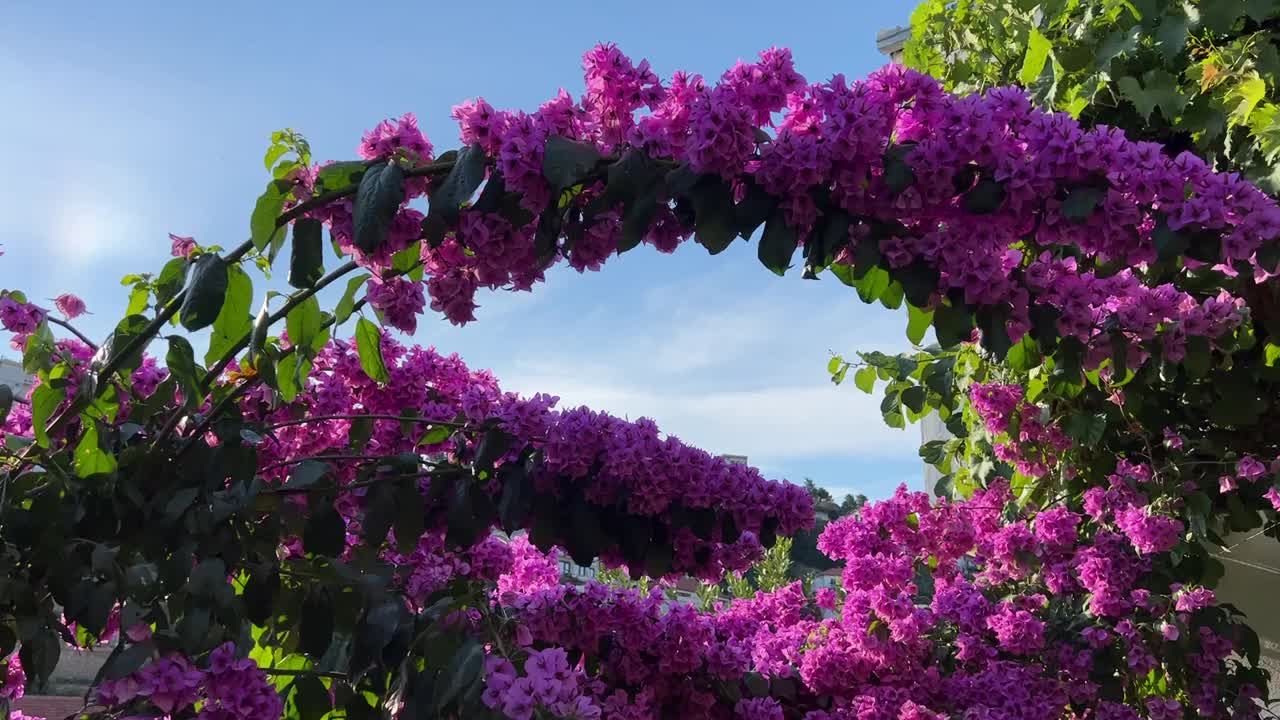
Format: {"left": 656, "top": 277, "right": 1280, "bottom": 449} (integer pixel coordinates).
{"left": 94, "top": 643, "right": 282, "bottom": 719}
{"left": 243, "top": 333, "right": 810, "bottom": 584}
{"left": 280, "top": 45, "right": 1274, "bottom": 398}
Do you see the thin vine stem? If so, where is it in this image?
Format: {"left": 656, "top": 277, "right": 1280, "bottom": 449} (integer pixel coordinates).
{"left": 46, "top": 316, "right": 98, "bottom": 350}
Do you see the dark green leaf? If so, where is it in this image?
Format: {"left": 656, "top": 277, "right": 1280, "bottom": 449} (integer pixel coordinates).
{"left": 977, "top": 305, "right": 1013, "bottom": 359}
{"left": 304, "top": 500, "right": 346, "bottom": 557}
{"left": 744, "top": 672, "right": 770, "bottom": 698}
{"left": 901, "top": 386, "right": 927, "bottom": 414}
{"left": 962, "top": 178, "right": 1006, "bottom": 215}
{"left": 542, "top": 136, "right": 601, "bottom": 191}
{"left": 497, "top": 464, "right": 533, "bottom": 533}
{"left": 99, "top": 642, "right": 153, "bottom": 682}
{"left": 618, "top": 186, "right": 660, "bottom": 254}
{"left": 429, "top": 144, "right": 487, "bottom": 225}
{"left": 883, "top": 144, "right": 916, "bottom": 195}
{"left": 473, "top": 429, "right": 513, "bottom": 470}
{"left": 361, "top": 481, "right": 398, "bottom": 547}
{"left": 204, "top": 264, "right": 253, "bottom": 366}
{"left": 19, "top": 628, "right": 59, "bottom": 689}
{"left": 166, "top": 336, "right": 201, "bottom": 411}
{"left": 435, "top": 637, "right": 484, "bottom": 712}
{"left": 179, "top": 254, "right": 230, "bottom": 331}
{"left": 689, "top": 176, "right": 737, "bottom": 254}
{"left": 394, "top": 481, "right": 426, "bottom": 554}
{"left": 445, "top": 480, "right": 481, "bottom": 549}
{"left": 0, "top": 384, "right": 10, "bottom": 425}
{"left": 300, "top": 589, "right": 334, "bottom": 658}
{"left": 242, "top": 566, "right": 278, "bottom": 626}
{"left": 606, "top": 148, "right": 661, "bottom": 206}
{"left": 757, "top": 209, "right": 798, "bottom": 276}
{"left": 250, "top": 179, "right": 290, "bottom": 252}
{"left": 934, "top": 301, "right": 973, "bottom": 348}
{"left": 287, "top": 460, "right": 330, "bottom": 491}
{"left": 353, "top": 161, "right": 406, "bottom": 254}
{"left": 1065, "top": 412, "right": 1107, "bottom": 446}
{"left": 291, "top": 674, "right": 332, "bottom": 720}
{"left": 355, "top": 317, "right": 390, "bottom": 384}
{"left": 1061, "top": 186, "right": 1104, "bottom": 224}
{"left": 735, "top": 181, "right": 777, "bottom": 239}
{"left": 288, "top": 218, "right": 325, "bottom": 289}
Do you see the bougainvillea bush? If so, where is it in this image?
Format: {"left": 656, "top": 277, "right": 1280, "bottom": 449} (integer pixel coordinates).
{"left": 1, "top": 41, "right": 1279, "bottom": 719}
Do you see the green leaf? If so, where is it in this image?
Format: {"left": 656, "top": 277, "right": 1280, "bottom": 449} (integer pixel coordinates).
{"left": 1061, "top": 186, "right": 1104, "bottom": 224}
{"left": 250, "top": 179, "right": 290, "bottom": 252}
{"left": 906, "top": 304, "right": 932, "bottom": 345}
{"left": 126, "top": 284, "right": 150, "bottom": 315}
{"left": 286, "top": 296, "right": 323, "bottom": 354}
{"left": 23, "top": 322, "right": 57, "bottom": 375}
{"left": 74, "top": 421, "right": 117, "bottom": 477}
{"left": 854, "top": 366, "right": 877, "bottom": 394}
{"left": 429, "top": 144, "right": 487, "bottom": 225}
{"left": 1018, "top": 28, "right": 1052, "bottom": 87}
{"left": 1227, "top": 74, "right": 1267, "bottom": 128}
{"left": 314, "top": 161, "right": 366, "bottom": 194}
{"left": 263, "top": 143, "right": 289, "bottom": 172}
{"left": 1264, "top": 342, "right": 1280, "bottom": 367}
{"left": 542, "top": 136, "right": 601, "bottom": 191}
{"left": 333, "top": 273, "right": 370, "bottom": 327}
{"left": 30, "top": 383, "right": 61, "bottom": 447}
{"left": 288, "top": 218, "right": 325, "bottom": 289}
{"left": 757, "top": 209, "right": 798, "bottom": 276}
{"left": 275, "top": 354, "right": 310, "bottom": 403}
{"left": 355, "top": 317, "right": 390, "bottom": 384}
{"left": 179, "top": 254, "right": 229, "bottom": 331}
{"left": 154, "top": 257, "right": 188, "bottom": 309}
{"left": 1065, "top": 412, "right": 1107, "bottom": 446}
{"left": 166, "top": 336, "right": 201, "bottom": 410}
{"left": 204, "top": 264, "right": 253, "bottom": 366}
{"left": 0, "top": 384, "right": 10, "bottom": 425}
{"left": 1118, "top": 69, "right": 1189, "bottom": 121}
{"left": 303, "top": 500, "right": 346, "bottom": 557}
{"left": 353, "top": 161, "right": 406, "bottom": 254}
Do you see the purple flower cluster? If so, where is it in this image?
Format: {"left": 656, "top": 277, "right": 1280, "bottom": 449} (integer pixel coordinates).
{"left": 95, "top": 643, "right": 281, "bottom": 719}
{"left": 244, "top": 334, "right": 811, "bottom": 583}
{"left": 282, "top": 45, "right": 1273, "bottom": 396}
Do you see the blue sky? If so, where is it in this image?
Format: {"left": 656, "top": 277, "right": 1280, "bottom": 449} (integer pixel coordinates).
{"left": 1, "top": 0, "right": 925, "bottom": 500}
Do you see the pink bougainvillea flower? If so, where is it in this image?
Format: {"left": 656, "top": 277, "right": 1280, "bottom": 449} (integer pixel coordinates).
{"left": 169, "top": 233, "right": 197, "bottom": 259}
{"left": 54, "top": 293, "right": 86, "bottom": 319}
